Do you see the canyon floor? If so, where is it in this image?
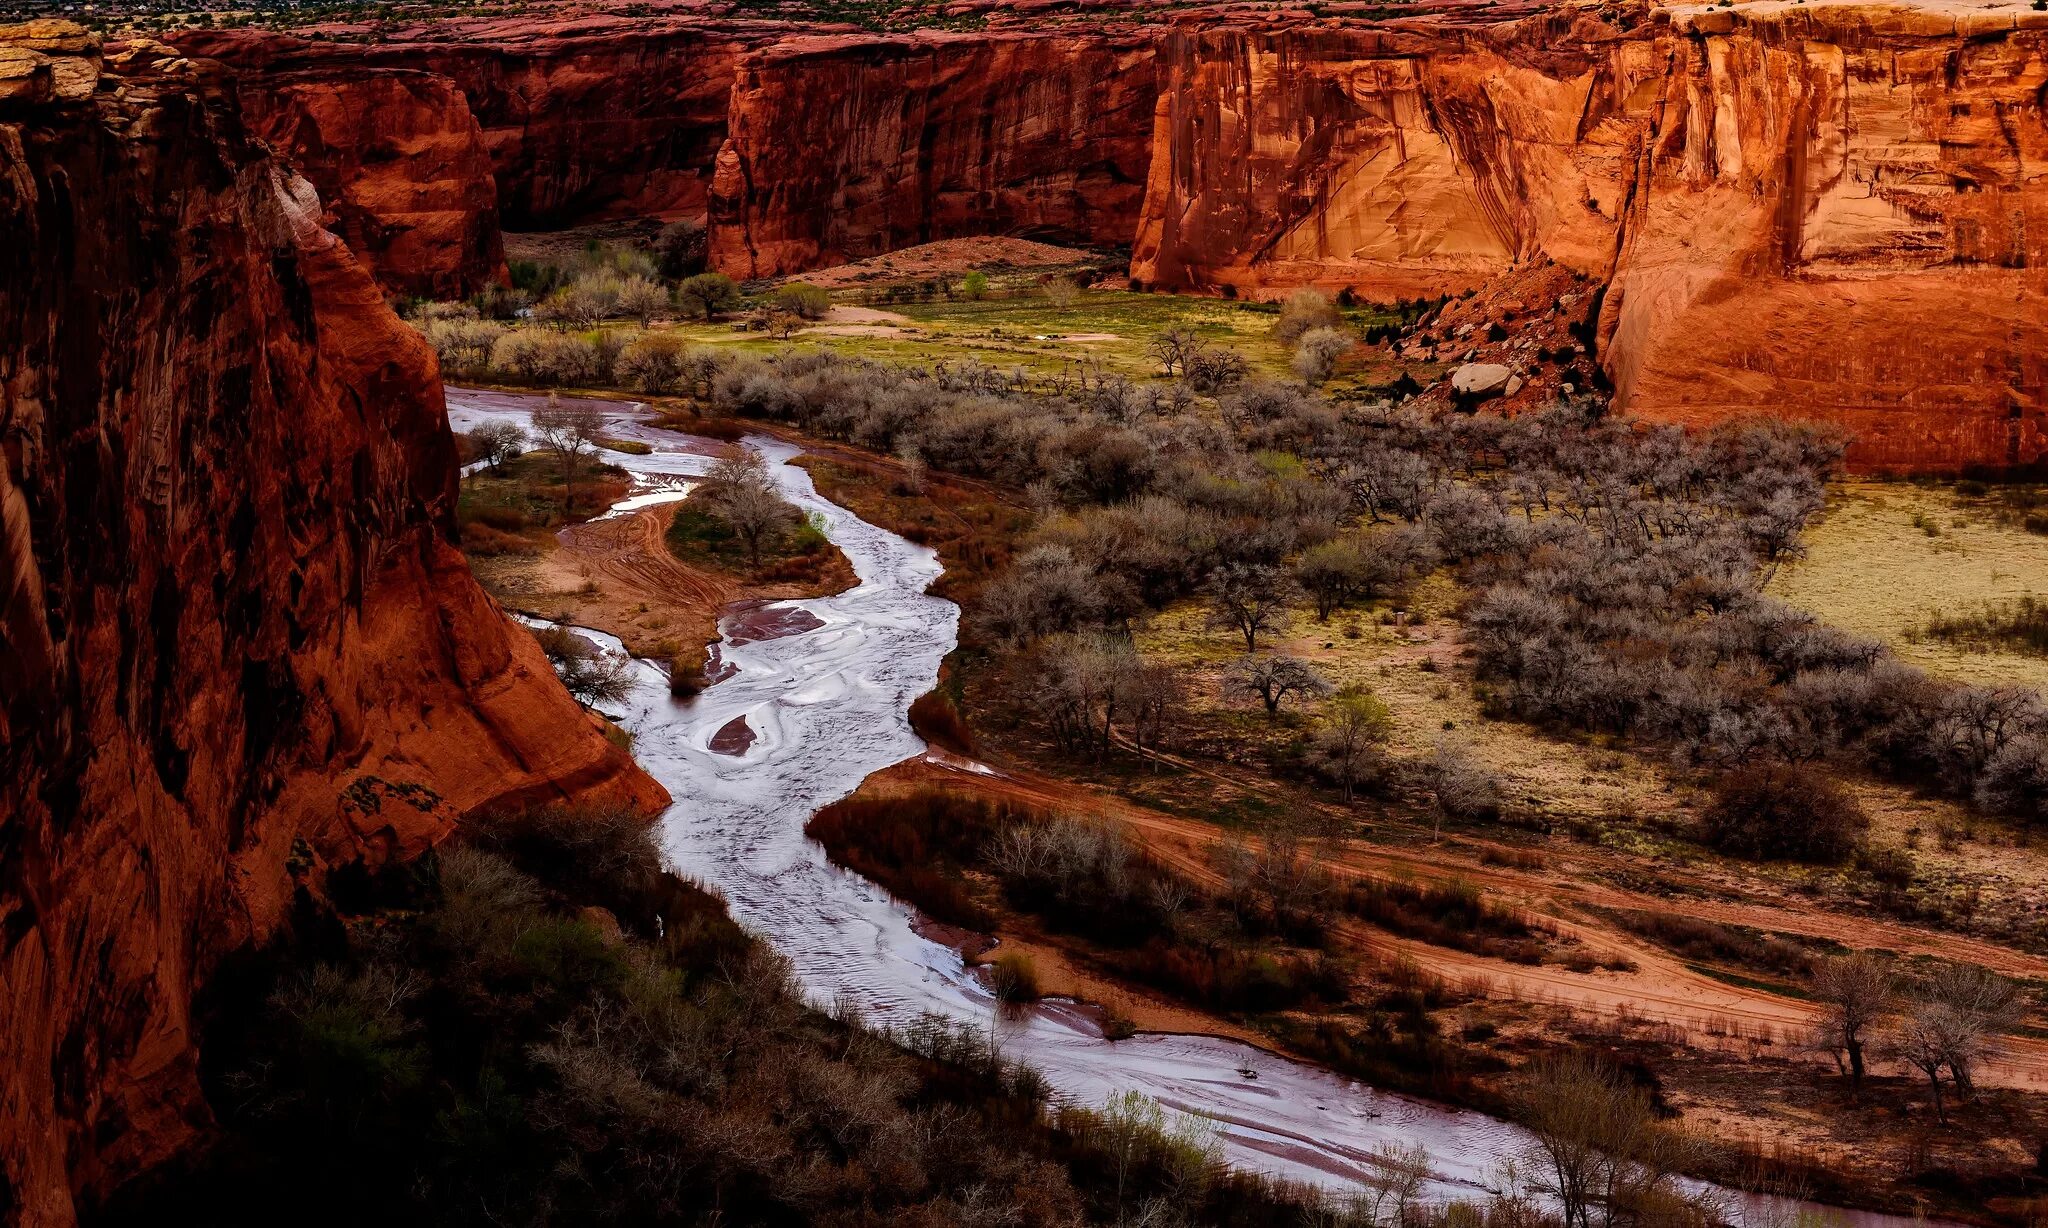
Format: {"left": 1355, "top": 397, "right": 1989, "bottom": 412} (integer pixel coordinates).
{"left": 458, "top": 364, "right": 2048, "bottom": 1222}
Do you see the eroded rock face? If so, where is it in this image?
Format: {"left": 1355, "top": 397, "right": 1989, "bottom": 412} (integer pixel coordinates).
{"left": 1130, "top": 7, "right": 2046, "bottom": 469}
{"left": 1602, "top": 10, "right": 2048, "bottom": 472}
{"left": 708, "top": 30, "right": 1159, "bottom": 278}
{"left": 229, "top": 67, "right": 508, "bottom": 299}
{"left": 180, "top": 18, "right": 757, "bottom": 229}
{"left": 0, "top": 28, "right": 665, "bottom": 1224}
{"left": 171, "top": 6, "right": 2048, "bottom": 470}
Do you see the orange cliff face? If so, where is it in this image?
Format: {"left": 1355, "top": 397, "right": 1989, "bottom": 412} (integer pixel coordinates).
{"left": 0, "top": 23, "right": 665, "bottom": 1225}
{"left": 1130, "top": 6, "right": 2047, "bottom": 470}
{"left": 707, "top": 30, "right": 1159, "bottom": 278}
{"left": 1603, "top": 8, "right": 2048, "bottom": 473}
{"left": 230, "top": 67, "right": 508, "bottom": 299}
{"left": 164, "top": 3, "right": 2045, "bottom": 471}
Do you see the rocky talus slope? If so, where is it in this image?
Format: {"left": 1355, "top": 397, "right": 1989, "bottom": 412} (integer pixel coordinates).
{"left": 0, "top": 22, "right": 666, "bottom": 1224}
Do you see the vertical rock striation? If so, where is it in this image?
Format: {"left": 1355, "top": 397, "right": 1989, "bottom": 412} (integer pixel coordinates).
{"left": 707, "top": 30, "right": 1159, "bottom": 278}
{"left": 0, "top": 24, "right": 665, "bottom": 1225}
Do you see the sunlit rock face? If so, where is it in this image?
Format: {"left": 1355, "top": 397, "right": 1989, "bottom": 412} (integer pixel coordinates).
{"left": 172, "top": 5, "right": 2046, "bottom": 470}
{"left": 707, "top": 29, "right": 1161, "bottom": 278}
{"left": 1602, "top": 9, "right": 2048, "bottom": 473}
{"left": 1131, "top": 8, "right": 2047, "bottom": 470}
{"left": 0, "top": 25, "right": 664, "bottom": 1225}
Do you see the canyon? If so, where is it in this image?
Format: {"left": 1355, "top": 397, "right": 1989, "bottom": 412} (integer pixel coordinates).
{"left": 171, "top": 0, "right": 2048, "bottom": 471}
{"left": 3, "top": 1, "right": 2047, "bottom": 1222}
{"left": 0, "top": 22, "right": 665, "bottom": 1224}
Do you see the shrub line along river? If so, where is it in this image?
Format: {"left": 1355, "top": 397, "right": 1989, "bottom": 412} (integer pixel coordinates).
{"left": 446, "top": 388, "right": 1940, "bottom": 1228}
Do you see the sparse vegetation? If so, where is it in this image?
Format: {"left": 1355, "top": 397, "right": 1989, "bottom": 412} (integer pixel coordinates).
{"left": 111, "top": 803, "right": 1357, "bottom": 1227}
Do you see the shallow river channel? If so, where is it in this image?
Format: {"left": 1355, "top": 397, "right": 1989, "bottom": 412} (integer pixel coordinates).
{"left": 448, "top": 388, "right": 1935, "bottom": 1228}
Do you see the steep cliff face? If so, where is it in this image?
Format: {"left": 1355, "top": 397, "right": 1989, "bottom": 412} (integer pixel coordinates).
{"left": 1129, "top": 16, "right": 1631, "bottom": 298}
{"left": 167, "top": 4, "right": 2045, "bottom": 470}
{"left": 0, "top": 25, "right": 665, "bottom": 1225}
{"left": 708, "top": 30, "right": 1158, "bottom": 278}
{"left": 1602, "top": 9, "right": 2048, "bottom": 471}
{"left": 229, "top": 67, "right": 507, "bottom": 299}
{"left": 1131, "top": 6, "right": 2047, "bottom": 470}
{"left": 182, "top": 19, "right": 756, "bottom": 229}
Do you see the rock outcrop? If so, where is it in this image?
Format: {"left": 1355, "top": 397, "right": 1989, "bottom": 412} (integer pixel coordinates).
{"left": 1130, "top": 7, "right": 2047, "bottom": 469}
{"left": 0, "top": 24, "right": 666, "bottom": 1225}
{"left": 229, "top": 67, "right": 507, "bottom": 299}
{"left": 180, "top": 16, "right": 760, "bottom": 230}
{"left": 165, "top": 4, "right": 2046, "bottom": 470}
{"left": 708, "top": 30, "right": 1158, "bottom": 277}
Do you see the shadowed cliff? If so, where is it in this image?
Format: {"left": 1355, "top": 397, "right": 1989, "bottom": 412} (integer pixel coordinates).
{"left": 0, "top": 22, "right": 665, "bottom": 1224}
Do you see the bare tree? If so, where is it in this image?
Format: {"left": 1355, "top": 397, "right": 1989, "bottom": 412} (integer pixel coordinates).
{"left": 529, "top": 393, "right": 607, "bottom": 516}
{"left": 1147, "top": 327, "right": 1201, "bottom": 379}
{"left": 704, "top": 448, "right": 795, "bottom": 567}
{"left": 1893, "top": 1000, "right": 1961, "bottom": 1125}
{"left": 1123, "top": 659, "right": 1185, "bottom": 763}
{"left": 1205, "top": 563, "right": 1294, "bottom": 653}
{"left": 1421, "top": 740, "right": 1503, "bottom": 836}
{"left": 1927, "top": 962, "right": 2023, "bottom": 1099}
{"left": 1313, "top": 685, "right": 1392, "bottom": 802}
{"left": 1226, "top": 655, "right": 1331, "bottom": 715}
{"left": 1520, "top": 1052, "right": 1710, "bottom": 1228}
{"left": 465, "top": 421, "right": 526, "bottom": 477}
{"left": 1810, "top": 953, "right": 1893, "bottom": 1093}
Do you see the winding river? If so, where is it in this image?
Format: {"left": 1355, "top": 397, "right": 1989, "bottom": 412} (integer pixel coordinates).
{"left": 447, "top": 388, "right": 1925, "bottom": 1227}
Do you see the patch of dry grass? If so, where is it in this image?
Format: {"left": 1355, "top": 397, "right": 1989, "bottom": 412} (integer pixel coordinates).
{"left": 1774, "top": 481, "right": 2048, "bottom": 690}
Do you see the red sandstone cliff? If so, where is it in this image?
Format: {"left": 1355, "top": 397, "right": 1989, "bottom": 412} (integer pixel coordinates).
{"left": 230, "top": 66, "right": 507, "bottom": 299}
{"left": 708, "top": 30, "right": 1158, "bottom": 277}
{"left": 0, "top": 23, "right": 666, "bottom": 1224}
{"left": 165, "top": 2, "right": 2045, "bottom": 469}
{"left": 1129, "top": 7, "right": 2046, "bottom": 469}
{"left": 181, "top": 17, "right": 759, "bottom": 229}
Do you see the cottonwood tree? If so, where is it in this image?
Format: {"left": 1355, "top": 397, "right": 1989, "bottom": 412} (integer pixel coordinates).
{"left": 1147, "top": 327, "right": 1200, "bottom": 379}
{"left": 529, "top": 393, "right": 608, "bottom": 516}
{"left": 1226, "top": 655, "right": 1331, "bottom": 715}
{"left": 465, "top": 422, "right": 526, "bottom": 477}
{"left": 1928, "top": 962, "right": 2023, "bottom": 1099}
{"left": 1521, "top": 1053, "right": 1708, "bottom": 1228}
{"left": 616, "top": 332, "right": 689, "bottom": 393}
{"left": 704, "top": 448, "right": 794, "bottom": 567}
{"left": 1206, "top": 563, "right": 1294, "bottom": 653}
{"left": 616, "top": 275, "right": 669, "bottom": 326}
{"left": 1033, "top": 634, "right": 1179, "bottom": 762}
{"left": 677, "top": 272, "right": 742, "bottom": 320}
{"left": 1295, "top": 538, "right": 1372, "bottom": 621}
{"left": 1312, "top": 685, "right": 1393, "bottom": 802}
{"left": 1810, "top": 953, "right": 1893, "bottom": 1093}
{"left": 1422, "top": 740, "right": 1503, "bottom": 836}
{"left": 1892, "top": 963, "right": 2022, "bottom": 1123}
{"left": 1293, "top": 326, "right": 1352, "bottom": 386}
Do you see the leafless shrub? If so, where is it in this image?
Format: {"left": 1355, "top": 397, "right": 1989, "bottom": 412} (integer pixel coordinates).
{"left": 1226, "top": 655, "right": 1332, "bottom": 715}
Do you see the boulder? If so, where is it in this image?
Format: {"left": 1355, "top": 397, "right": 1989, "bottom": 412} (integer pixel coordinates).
{"left": 1452, "top": 363, "right": 1514, "bottom": 397}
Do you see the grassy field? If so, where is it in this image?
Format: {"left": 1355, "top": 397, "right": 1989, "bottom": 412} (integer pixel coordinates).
{"left": 1774, "top": 481, "right": 2048, "bottom": 690}
{"left": 647, "top": 286, "right": 1401, "bottom": 387}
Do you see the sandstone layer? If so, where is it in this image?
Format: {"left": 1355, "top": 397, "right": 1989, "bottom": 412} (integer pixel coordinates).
{"left": 166, "top": 3, "right": 2047, "bottom": 471}
{"left": 708, "top": 30, "right": 1159, "bottom": 277}
{"left": 0, "top": 25, "right": 666, "bottom": 1225}
{"left": 229, "top": 66, "right": 507, "bottom": 298}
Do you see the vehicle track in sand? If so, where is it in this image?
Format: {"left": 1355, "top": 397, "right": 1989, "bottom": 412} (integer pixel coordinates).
{"left": 873, "top": 754, "right": 2048, "bottom": 1092}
